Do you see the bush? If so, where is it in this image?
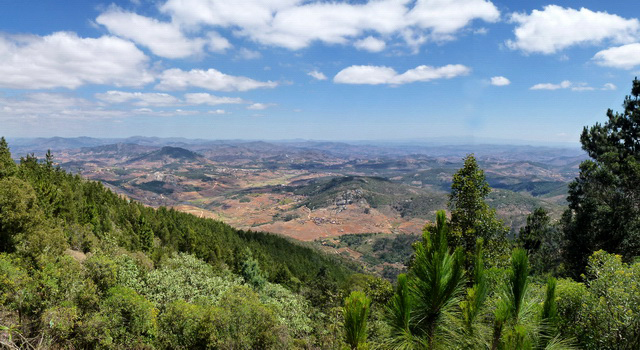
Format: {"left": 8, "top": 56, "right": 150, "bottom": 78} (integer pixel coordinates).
{"left": 556, "top": 251, "right": 640, "bottom": 350}
{"left": 84, "top": 254, "right": 118, "bottom": 293}
{"left": 208, "top": 285, "right": 287, "bottom": 349}
{"left": 80, "top": 286, "right": 157, "bottom": 349}
{"left": 140, "top": 253, "right": 242, "bottom": 306}
{"left": 157, "top": 300, "right": 210, "bottom": 349}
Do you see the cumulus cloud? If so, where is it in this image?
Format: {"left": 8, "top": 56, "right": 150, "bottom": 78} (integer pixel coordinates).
{"left": 530, "top": 80, "right": 599, "bottom": 91}
{"left": 95, "top": 91, "right": 180, "bottom": 106}
{"left": 184, "top": 92, "right": 245, "bottom": 105}
{"left": 207, "top": 32, "right": 232, "bottom": 52}
{"left": 507, "top": 5, "right": 640, "bottom": 54}
{"left": 0, "top": 32, "right": 153, "bottom": 89}
{"left": 490, "top": 76, "right": 510, "bottom": 86}
{"left": 602, "top": 83, "right": 617, "bottom": 90}
{"left": 97, "top": 8, "right": 206, "bottom": 59}
{"left": 407, "top": 0, "right": 499, "bottom": 35}
{"left": 308, "top": 70, "right": 328, "bottom": 80}
{"left": 155, "top": 68, "right": 278, "bottom": 91}
{"left": 333, "top": 64, "right": 470, "bottom": 85}
{"left": 593, "top": 43, "right": 640, "bottom": 69}
{"left": 247, "top": 102, "right": 274, "bottom": 110}
{"left": 354, "top": 36, "right": 386, "bottom": 52}
{"left": 160, "top": 0, "right": 500, "bottom": 50}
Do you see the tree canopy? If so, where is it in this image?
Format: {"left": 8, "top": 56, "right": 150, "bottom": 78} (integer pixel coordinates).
{"left": 563, "top": 77, "right": 640, "bottom": 277}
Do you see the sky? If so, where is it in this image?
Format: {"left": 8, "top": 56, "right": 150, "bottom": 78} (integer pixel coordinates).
{"left": 1, "top": 0, "right": 640, "bottom": 145}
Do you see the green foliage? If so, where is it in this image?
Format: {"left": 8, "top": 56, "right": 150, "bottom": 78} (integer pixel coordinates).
{"left": 240, "top": 248, "right": 267, "bottom": 289}
{"left": 0, "top": 137, "right": 17, "bottom": 179}
{"left": 0, "top": 177, "right": 43, "bottom": 253}
{"left": 157, "top": 300, "right": 210, "bottom": 349}
{"left": 519, "top": 208, "right": 564, "bottom": 275}
{"left": 556, "top": 251, "right": 640, "bottom": 349}
{"left": 85, "top": 254, "right": 118, "bottom": 294}
{"left": 459, "top": 239, "right": 490, "bottom": 349}
{"left": 343, "top": 290, "right": 371, "bottom": 350}
{"left": 81, "top": 286, "right": 157, "bottom": 349}
{"left": 448, "top": 154, "right": 509, "bottom": 270}
{"left": 141, "top": 253, "right": 242, "bottom": 306}
{"left": 491, "top": 249, "right": 574, "bottom": 350}
{"left": 542, "top": 277, "right": 558, "bottom": 329}
{"left": 450, "top": 154, "right": 491, "bottom": 235}
{"left": 385, "top": 210, "right": 466, "bottom": 349}
{"left": 563, "top": 78, "right": 640, "bottom": 277}
{"left": 41, "top": 305, "right": 80, "bottom": 343}
{"left": 208, "top": 285, "right": 286, "bottom": 349}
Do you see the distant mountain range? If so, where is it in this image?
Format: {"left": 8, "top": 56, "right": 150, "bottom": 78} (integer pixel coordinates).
{"left": 8, "top": 136, "right": 586, "bottom": 164}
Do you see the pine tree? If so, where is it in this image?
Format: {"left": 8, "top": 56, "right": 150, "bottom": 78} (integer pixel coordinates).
{"left": 385, "top": 210, "right": 466, "bottom": 349}
{"left": 449, "top": 154, "right": 508, "bottom": 271}
{"left": 0, "top": 137, "right": 17, "bottom": 178}
{"left": 343, "top": 291, "right": 371, "bottom": 350}
{"left": 563, "top": 77, "right": 640, "bottom": 277}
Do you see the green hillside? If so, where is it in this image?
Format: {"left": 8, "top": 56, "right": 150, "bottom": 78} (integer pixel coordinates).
{"left": 0, "top": 141, "right": 361, "bottom": 349}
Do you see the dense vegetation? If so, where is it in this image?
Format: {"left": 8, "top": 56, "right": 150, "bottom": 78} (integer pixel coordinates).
{"left": 1, "top": 80, "right": 640, "bottom": 349}
{"left": 0, "top": 139, "right": 362, "bottom": 348}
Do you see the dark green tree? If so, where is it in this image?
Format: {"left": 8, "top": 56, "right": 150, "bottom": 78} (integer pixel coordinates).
{"left": 0, "top": 137, "right": 17, "bottom": 178}
{"left": 385, "top": 210, "right": 466, "bottom": 349}
{"left": 449, "top": 154, "right": 508, "bottom": 270}
{"left": 563, "top": 77, "right": 640, "bottom": 277}
{"left": 519, "top": 208, "right": 564, "bottom": 275}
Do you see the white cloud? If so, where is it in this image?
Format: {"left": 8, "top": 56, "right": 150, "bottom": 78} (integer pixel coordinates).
{"left": 161, "top": 0, "right": 500, "bottom": 51}
{"left": 530, "top": 80, "right": 597, "bottom": 91}
{"left": 593, "top": 43, "right": 640, "bottom": 69}
{"left": 571, "top": 84, "right": 595, "bottom": 91}
{"left": 530, "top": 81, "right": 572, "bottom": 90}
{"left": 208, "top": 109, "right": 227, "bottom": 114}
{"left": 490, "top": 76, "right": 510, "bottom": 86}
{"left": 184, "top": 93, "right": 245, "bottom": 105}
{"left": 0, "top": 32, "right": 153, "bottom": 89}
{"left": 247, "top": 103, "right": 274, "bottom": 110}
{"left": 407, "top": 0, "right": 499, "bottom": 35}
{"left": 0, "top": 93, "right": 124, "bottom": 122}
{"left": 354, "top": 36, "right": 386, "bottom": 52}
{"left": 95, "top": 91, "right": 180, "bottom": 106}
{"left": 156, "top": 68, "right": 278, "bottom": 91}
{"left": 308, "top": 70, "right": 327, "bottom": 80}
{"left": 207, "top": 32, "right": 232, "bottom": 53}
{"left": 235, "top": 48, "right": 262, "bottom": 60}
{"left": 97, "top": 8, "right": 206, "bottom": 59}
{"left": 507, "top": 5, "right": 640, "bottom": 54}
{"left": 602, "top": 83, "right": 617, "bottom": 90}
{"left": 334, "top": 64, "right": 470, "bottom": 85}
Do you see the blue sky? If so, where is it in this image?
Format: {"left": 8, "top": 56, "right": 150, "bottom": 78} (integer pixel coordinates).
{"left": 1, "top": 0, "right": 640, "bottom": 145}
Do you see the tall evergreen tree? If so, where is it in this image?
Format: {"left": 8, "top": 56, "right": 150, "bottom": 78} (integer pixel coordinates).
{"left": 0, "top": 137, "right": 17, "bottom": 178}
{"left": 563, "top": 78, "right": 640, "bottom": 277}
{"left": 519, "top": 208, "right": 563, "bottom": 275}
{"left": 448, "top": 154, "right": 508, "bottom": 270}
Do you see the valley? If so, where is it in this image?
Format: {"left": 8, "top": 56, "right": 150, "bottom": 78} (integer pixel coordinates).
{"left": 11, "top": 137, "right": 585, "bottom": 243}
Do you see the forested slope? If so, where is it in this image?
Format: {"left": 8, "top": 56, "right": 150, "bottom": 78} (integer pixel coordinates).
{"left": 0, "top": 139, "right": 364, "bottom": 349}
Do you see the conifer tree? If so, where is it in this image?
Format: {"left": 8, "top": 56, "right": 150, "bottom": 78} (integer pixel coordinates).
{"left": 385, "top": 210, "right": 466, "bottom": 349}
{"left": 0, "top": 137, "right": 17, "bottom": 178}
{"left": 563, "top": 77, "right": 640, "bottom": 277}
{"left": 343, "top": 291, "right": 371, "bottom": 350}
{"left": 449, "top": 154, "right": 508, "bottom": 270}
